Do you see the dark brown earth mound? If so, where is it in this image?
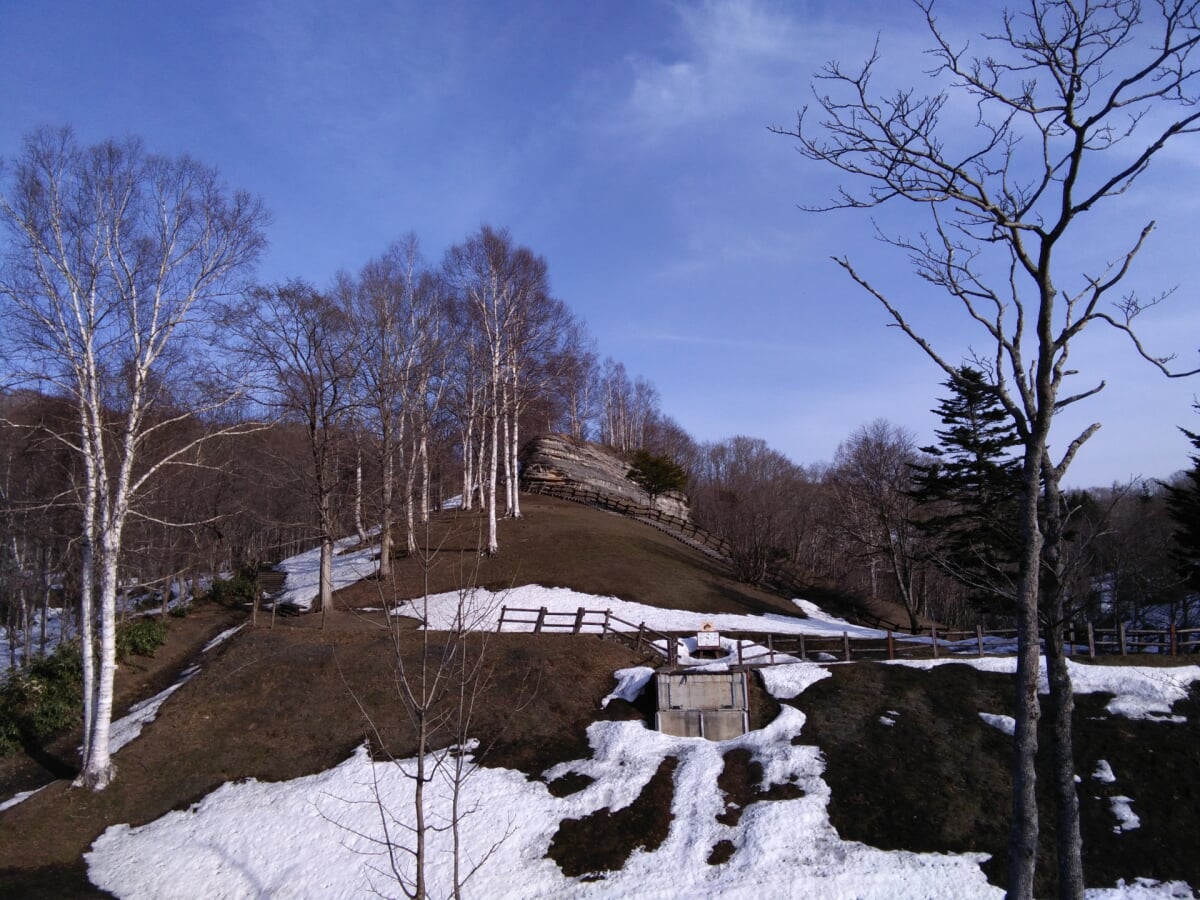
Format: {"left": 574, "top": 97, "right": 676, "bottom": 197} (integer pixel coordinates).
{"left": 792, "top": 660, "right": 1200, "bottom": 897}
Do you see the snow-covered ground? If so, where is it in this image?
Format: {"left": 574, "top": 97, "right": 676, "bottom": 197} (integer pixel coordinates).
{"left": 82, "top": 652, "right": 1198, "bottom": 899}
{"left": 394, "top": 583, "right": 886, "bottom": 639}
{"left": 0, "top": 606, "right": 68, "bottom": 675}
{"left": 273, "top": 536, "right": 381, "bottom": 612}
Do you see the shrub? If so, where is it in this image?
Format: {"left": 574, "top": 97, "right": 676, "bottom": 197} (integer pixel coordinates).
{"left": 116, "top": 618, "right": 168, "bottom": 661}
{"left": 207, "top": 572, "right": 258, "bottom": 608}
{"left": 0, "top": 640, "right": 83, "bottom": 755}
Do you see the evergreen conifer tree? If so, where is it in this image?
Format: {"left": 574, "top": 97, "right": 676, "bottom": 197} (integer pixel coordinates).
{"left": 910, "top": 367, "right": 1022, "bottom": 612}
{"left": 1164, "top": 408, "right": 1200, "bottom": 594}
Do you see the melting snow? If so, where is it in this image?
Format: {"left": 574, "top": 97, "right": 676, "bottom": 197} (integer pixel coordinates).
{"left": 890, "top": 657, "right": 1200, "bottom": 723}
{"left": 202, "top": 624, "right": 245, "bottom": 653}
{"left": 1110, "top": 796, "right": 1141, "bottom": 833}
{"left": 600, "top": 667, "right": 655, "bottom": 708}
{"left": 979, "top": 713, "right": 1016, "bottom": 735}
{"left": 86, "top": 664, "right": 1000, "bottom": 899}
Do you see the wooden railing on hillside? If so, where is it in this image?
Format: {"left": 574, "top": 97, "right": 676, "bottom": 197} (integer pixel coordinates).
{"left": 497, "top": 604, "right": 682, "bottom": 665}
{"left": 495, "top": 605, "right": 1200, "bottom": 665}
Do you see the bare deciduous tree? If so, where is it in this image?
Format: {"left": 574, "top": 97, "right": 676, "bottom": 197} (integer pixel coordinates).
{"left": 832, "top": 420, "right": 931, "bottom": 633}
{"left": 226, "top": 280, "right": 357, "bottom": 623}
{"left": 776, "top": 2, "right": 1200, "bottom": 895}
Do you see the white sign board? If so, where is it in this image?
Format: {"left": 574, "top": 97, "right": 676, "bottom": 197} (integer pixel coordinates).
{"left": 695, "top": 629, "right": 721, "bottom": 650}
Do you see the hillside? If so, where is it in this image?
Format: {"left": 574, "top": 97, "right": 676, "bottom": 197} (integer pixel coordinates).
{"left": 1, "top": 494, "right": 1198, "bottom": 898}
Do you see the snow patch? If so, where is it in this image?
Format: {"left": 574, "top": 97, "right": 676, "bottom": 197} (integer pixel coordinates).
{"left": 391, "top": 584, "right": 887, "bottom": 640}
{"left": 0, "top": 783, "right": 49, "bottom": 813}
{"left": 201, "top": 623, "right": 245, "bottom": 653}
{"left": 108, "top": 669, "right": 199, "bottom": 754}
{"left": 1110, "top": 796, "right": 1141, "bottom": 833}
{"left": 600, "top": 667, "right": 655, "bottom": 708}
{"left": 274, "top": 537, "right": 380, "bottom": 612}
{"left": 979, "top": 713, "right": 1015, "bottom": 735}
{"left": 1085, "top": 877, "right": 1196, "bottom": 898}
{"left": 1093, "top": 760, "right": 1117, "bottom": 784}
{"left": 758, "top": 662, "right": 831, "bottom": 699}
{"left": 890, "top": 657, "right": 1200, "bottom": 722}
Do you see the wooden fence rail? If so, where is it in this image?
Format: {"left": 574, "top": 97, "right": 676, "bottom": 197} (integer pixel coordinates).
{"left": 495, "top": 605, "right": 1200, "bottom": 666}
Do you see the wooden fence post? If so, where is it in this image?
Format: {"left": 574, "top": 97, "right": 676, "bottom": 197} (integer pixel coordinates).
{"left": 1171, "top": 623, "right": 1178, "bottom": 656}
{"left": 1119, "top": 622, "right": 1127, "bottom": 656}
{"left": 573, "top": 607, "right": 586, "bottom": 635}
{"left": 636, "top": 622, "right": 645, "bottom": 652}
{"left": 535, "top": 607, "right": 547, "bottom": 633}
{"left": 976, "top": 625, "right": 984, "bottom": 658}
{"left": 931, "top": 626, "right": 939, "bottom": 660}
{"left": 497, "top": 606, "right": 507, "bottom": 633}
{"left": 842, "top": 632, "right": 851, "bottom": 662}
{"left": 767, "top": 634, "right": 775, "bottom": 665}
{"left": 887, "top": 630, "right": 895, "bottom": 661}
{"left": 668, "top": 638, "right": 678, "bottom": 668}
{"left": 737, "top": 640, "right": 744, "bottom": 666}
{"left": 1087, "top": 622, "right": 1096, "bottom": 659}
{"left": 799, "top": 634, "right": 807, "bottom": 661}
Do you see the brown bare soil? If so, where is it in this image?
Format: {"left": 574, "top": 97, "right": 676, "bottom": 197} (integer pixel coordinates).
{"left": 546, "top": 756, "right": 678, "bottom": 879}
{"left": 1, "top": 493, "right": 1198, "bottom": 897}
{"left": 791, "top": 660, "right": 1200, "bottom": 897}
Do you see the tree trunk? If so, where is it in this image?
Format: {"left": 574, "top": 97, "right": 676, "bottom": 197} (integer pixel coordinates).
{"left": 404, "top": 431, "right": 419, "bottom": 557}
{"left": 508, "top": 406, "right": 522, "bottom": 519}
{"left": 1042, "top": 473, "right": 1084, "bottom": 899}
{"left": 379, "top": 443, "right": 394, "bottom": 578}
{"left": 1006, "top": 453, "right": 1044, "bottom": 900}
{"left": 486, "top": 407, "right": 499, "bottom": 556}
{"left": 354, "top": 442, "right": 367, "bottom": 545}
{"left": 501, "top": 391, "right": 513, "bottom": 517}
{"left": 419, "top": 434, "right": 430, "bottom": 525}
{"left": 78, "top": 527, "right": 121, "bottom": 790}
{"left": 319, "top": 533, "right": 334, "bottom": 625}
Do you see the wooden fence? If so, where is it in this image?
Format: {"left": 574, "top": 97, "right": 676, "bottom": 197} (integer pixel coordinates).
{"left": 495, "top": 605, "right": 1200, "bottom": 665}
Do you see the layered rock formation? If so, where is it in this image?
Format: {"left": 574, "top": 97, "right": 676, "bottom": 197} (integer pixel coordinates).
{"left": 519, "top": 433, "right": 690, "bottom": 521}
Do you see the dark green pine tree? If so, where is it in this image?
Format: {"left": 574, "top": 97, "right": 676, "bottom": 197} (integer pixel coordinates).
{"left": 909, "top": 367, "right": 1023, "bottom": 612}
{"left": 1163, "top": 410, "right": 1200, "bottom": 593}
{"left": 626, "top": 449, "right": 688, "bottom": 504}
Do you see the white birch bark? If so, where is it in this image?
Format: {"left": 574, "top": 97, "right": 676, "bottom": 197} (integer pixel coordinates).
{"left": 0, "top": 128, "right": 267, "bottom": 789}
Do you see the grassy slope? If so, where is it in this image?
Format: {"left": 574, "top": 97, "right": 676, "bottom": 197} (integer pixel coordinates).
{"left": 0, "top": 493, "right": 1197, "bottom": 897}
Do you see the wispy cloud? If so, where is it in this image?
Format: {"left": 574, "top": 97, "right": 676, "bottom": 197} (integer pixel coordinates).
{"left": 608, "top": 0, "right": 809, "bottom": 142}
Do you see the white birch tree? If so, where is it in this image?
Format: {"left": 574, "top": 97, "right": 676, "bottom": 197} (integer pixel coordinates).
{"left": 444, "top": 227, "right": 550, "bottom": 554}
{"left": 0, "top": 127, "right": 267, "bottom": 789}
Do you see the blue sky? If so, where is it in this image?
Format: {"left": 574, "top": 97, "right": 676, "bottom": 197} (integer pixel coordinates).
{"left": 3, "top": 0, "right": 1199, "bottom": 487}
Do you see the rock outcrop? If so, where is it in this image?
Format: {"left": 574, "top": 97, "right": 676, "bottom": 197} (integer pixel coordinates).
{"left": 520, "top": 433, "right": 691, "bottom": 521}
